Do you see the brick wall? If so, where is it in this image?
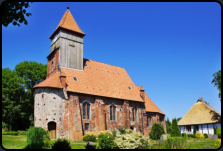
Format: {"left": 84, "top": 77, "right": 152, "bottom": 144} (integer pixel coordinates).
{"left": 47, "top": 49, "right": 59, "bottom": 78}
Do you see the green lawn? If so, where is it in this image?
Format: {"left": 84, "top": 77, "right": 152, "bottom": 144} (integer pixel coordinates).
{"left": 2, "top": 135, "right": 86, "bottom": 149}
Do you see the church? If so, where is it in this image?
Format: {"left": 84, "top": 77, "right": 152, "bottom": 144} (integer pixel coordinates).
{"left": 33, "top": 7, "right": 166, "bottom": 140}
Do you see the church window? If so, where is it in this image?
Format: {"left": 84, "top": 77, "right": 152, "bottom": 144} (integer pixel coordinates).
{"left": 132, "top": 108, "right": 137, "bottom": 122}
{"left": 85, "top": 123, "right": 89, "bottom": 130}
{"left": 83, "top": 101, "right": 91, "bottom": 120}
{"left": 73, "top": 77, "right": 77, "bottom": 81}
{"left": 110, "top": 104, "right": 116, "bottom": 121}
{"left": 147, "top": 116, "right": 152, "bottom": 127}
{"left": 85, "top": 63, "right": 88, "bottom": 67}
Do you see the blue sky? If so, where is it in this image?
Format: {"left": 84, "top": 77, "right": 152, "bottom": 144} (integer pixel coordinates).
{"left": 2, "top": 2, "right": 221, "bottom": 122}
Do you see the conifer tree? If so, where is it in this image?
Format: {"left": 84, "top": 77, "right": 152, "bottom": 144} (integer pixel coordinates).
{"left": 171, "top": 118, "right": 181, "bottom": 137}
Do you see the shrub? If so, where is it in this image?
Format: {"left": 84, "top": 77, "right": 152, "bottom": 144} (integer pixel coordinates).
{"left": 164, "top": 137, "right": 187, "bottom": 149}
{"left": 18, "top": 130, "right": 27, "bottom": 135}
{"left": 182, "top": 133, "right": 187, "bottom": 137}
{"left": 112, "top": 129, "right": 117, "bottom": 138}
{"left": 83, "top": 131, "right": 97, "bottom": 142}
{"left": 96, "top": 132, "right": 116, "bottom": 149}
{"left": 2, "top": 121, "right": 8, "bottom": 128}
{"left": 187, "top": 134, "right": 195, "bottom": 138}
{"left": 214, "top": 139, "right": 221, "bottom": 149}
{"left": 117, "top": 127, "right": 127, "bottom": 134}
{"left": 51, "top": 139, "right": 71, "bottom": 149}
{"left": 2, "top": 127, "right": 8, "bottom": 132}
{"left": 114, "top": 131, "right": 150, "bottom": 149}
{"left": 125, "top": 129, "right": 133, "bottom": 134}
{"left": 43, "top": 130, "right": 50, "bottom": 148}
{"left": 216, "top": 127, "right": 221, "bottom": 138}
{"left": 195, "top": 132, "right": 204, "bottom": 139}
{"left": 26, "top": 127, "right": 45, "bottom": 149}
{"left": 203, "top": 133, "right": 208, "bottom": 138}
{"left": 149, "top": 122, "right": 165, "bottom": 140}
{"left": 171, "top": 118, "right": 181, "bottom": 137}
{"left": 160, "top": 133, "right": 171, "bottom": 140}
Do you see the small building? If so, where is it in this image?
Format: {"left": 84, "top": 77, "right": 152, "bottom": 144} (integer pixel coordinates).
{"left": 178, "top": 98, "right": 221, "bottom": 136}
{"left": 32, "top": 8, "right": 166, "bottom": 140}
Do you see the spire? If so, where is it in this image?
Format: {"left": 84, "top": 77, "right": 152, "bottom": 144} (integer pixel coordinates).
{"left": 49, "top": 9, "right": 85, "bottom": 39}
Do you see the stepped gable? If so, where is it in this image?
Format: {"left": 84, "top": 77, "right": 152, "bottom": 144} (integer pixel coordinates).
{"left": 178, "top": 101, "right": 221, "bottom": 126}
{"left": 135, "top": 85, "right": 165, "bottom": 115}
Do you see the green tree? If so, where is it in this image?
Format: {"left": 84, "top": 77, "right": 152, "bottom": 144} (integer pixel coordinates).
{"left": 2, "top": 2, "right": 33, "bottom": 27}
{"left": 171, "top": 118, "right": 181, "bottom": 137}
{"left": 149, "top": 122, "right": 165, "bottom": 140}
{"left": 212, "top": 70, "right": 221, "bottom": 101}
{"left": 193, "top": 126, "right": 196, "bottom": 135}
{"left": 15, "top": 61, "right": 47, "bottom": 120}
{"left": 166, "top": 117, "right": 172, "bottom": 134}
{"left": 176, "top": 117, "right": 182, "bottom": 123}
{"left": 2, "top": 68, "right": 26, "bottom": 130}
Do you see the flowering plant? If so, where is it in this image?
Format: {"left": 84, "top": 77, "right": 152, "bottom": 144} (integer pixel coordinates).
{"left": 83, "top": 131, "right": 97, "bottom": 142}
{"left": 195, "top": 132, "right": 205, "bottom": 139}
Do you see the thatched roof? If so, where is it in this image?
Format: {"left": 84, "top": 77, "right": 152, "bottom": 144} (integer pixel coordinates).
{"left": 178, "top": 99, "right": 221, "bottom": 126}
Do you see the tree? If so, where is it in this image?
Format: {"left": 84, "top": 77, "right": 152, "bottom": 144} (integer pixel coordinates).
{"left": 2, "top": 2, "right": 33, "bottom": 27}
{"left": 171, "top": 118, "right": 181, "bottom": 137}
{"left": 2, "top": 68, "right": 26, "bottom": 130}
{"left": 193, "top": 126, "right": 196, "bottom": 135}
{"left": 15, "top": 61, "right": 47, "bottom": 118}
{"left": 166, "top": 117, "right": 172, "bottom": 134}
{"left": 149, "top": 122, "right": 165, "bottom": 140}
{"left": 212, "top": 70, "right": 221, "bottom": 101}
{"left": 176, "top": 117, "right": 182, "bottom": 123}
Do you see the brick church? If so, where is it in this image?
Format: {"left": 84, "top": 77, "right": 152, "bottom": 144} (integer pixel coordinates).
{"left": 33, "top": 7, "right": 166, "bottom": 140}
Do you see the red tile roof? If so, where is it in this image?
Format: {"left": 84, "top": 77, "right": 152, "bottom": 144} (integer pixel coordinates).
{"left": 135, "top": 86, "right": 165, "bottom": 115}
{"left": 49, "top": 9, "right": 85, "bottom": 39}
{"left": 62, "top": 59, "right": 143, "bottom": 102}
{"left": 33, "top": 72, "right": 62, "bottom": 89}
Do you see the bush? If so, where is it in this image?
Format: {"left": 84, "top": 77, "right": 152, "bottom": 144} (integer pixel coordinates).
{"left": 83, "top": 131, "right": 97, "bottom": 142}
{"left": 182, "top": 133, "right": 187, "bottom": 137}
{"left": 164, "top": 137, "right": 187, "bottom": 149}
{"left": 171, "top": 118, "right": 181, "bottom": 137}
{"left": 160, "top": 134, "right": 171, "bottom": 140}
{"left": 114, "top": 130, "right": 150, "bottom": 149}
{"left": 216, "top": 127, "right": 221, "bottom": 138}
{"left": 195, "top": 132, "right": 204, "bottom": 139}
{"left": 149, "top": 122, "right": 165, "bottom": 140}
{"left": 2, "top": 131, "right": 18, "bottom": 135}
{"left": 187, "top": 134, "right": 195, "bottom": 138}
{"left": 96, "top": 131, "right": 116, "bottom": 149}
{"left": 18, "top": 130, "right": 27, "bottom": 135}
{"left": 214, "top": 139, "right": 221, "bottom": 149}
{"left": 203, "top": 133, "right": 208, "bottom": 138}
{"left": 43, "top": 130, "right": 50, "bottom": 148}
{"left": 51, "top": 139, "right": 71, "bottom": 149}
{"left": 26, "top": 127, "right": 45, "bottom": 149}
{"left": 117, "top": 127, "right": 127, "bottom": 134}
{"left": 112, "top": 129, "right": 117, "bottom": 138}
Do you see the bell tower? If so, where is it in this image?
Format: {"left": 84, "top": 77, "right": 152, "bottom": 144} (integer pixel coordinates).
{"left": 48, "top": 7, "right": 85, "bottom": 75}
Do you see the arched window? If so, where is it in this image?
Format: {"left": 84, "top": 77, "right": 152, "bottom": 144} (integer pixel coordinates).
{"left": 83, "top": 100, "right": 91, "bottom": 120}
{"left": 132, "top": 108, "right": 137, "bottom": 122}
{"left": 110, "top": 104, "right": 116, "bottom": 121}
{"left": 147, "top": 117, "right": 150, "bottom": 127}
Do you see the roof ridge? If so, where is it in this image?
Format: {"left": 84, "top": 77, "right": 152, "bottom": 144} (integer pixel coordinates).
{"left": 84, "top": 58, "right": 124, "bottom": 69}
{"left": 60, "top": 10, "right": 68, "bottom": 27}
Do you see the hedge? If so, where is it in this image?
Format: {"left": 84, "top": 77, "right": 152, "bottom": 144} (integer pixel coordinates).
{"left": 18, "top": 130, "right": 27, "bottom": 135}
{"left": 2, "top": 131, "right": 18, "bottom": 135}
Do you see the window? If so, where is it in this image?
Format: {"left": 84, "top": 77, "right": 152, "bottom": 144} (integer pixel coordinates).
{"left": 110, "top": 104, "right": 116, "bottom": 121}
{"left": 85, "top": 123, "right": 89, "bottom": 130}
{"left": 128, "top": 86, "right": 131, "bottom": 90}
{"left": 186, "top": 125, "right": 191, "bottom": 132}
{"left": 147, "top": 117, "right": 151, "bottom": 127}
{"left": 195, "top": 125, "right": 199, "bottom": 131}
{"left": 132, "top": 108, "right": 137, "bottom": 122}
{"left": 73, "top": 77, "right": 77, "bottom": 81}
{"left": 83, "top": 101, "right": 90, "bottom": 120}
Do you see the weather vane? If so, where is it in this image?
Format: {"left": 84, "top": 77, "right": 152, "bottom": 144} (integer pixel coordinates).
{"left": 67, "top": 3, "right": 69, "bottom": 9}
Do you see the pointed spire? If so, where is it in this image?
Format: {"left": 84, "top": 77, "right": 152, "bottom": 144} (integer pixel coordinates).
{"left": 140, "top": 85, "right": 144, "bottom": 91}
{"left": 49, "top": 9, "right": 85, "bottom": 39}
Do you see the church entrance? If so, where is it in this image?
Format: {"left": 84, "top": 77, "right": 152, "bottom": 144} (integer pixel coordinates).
{"left": 48, "top": 122, "right": 56, "bottom": 139}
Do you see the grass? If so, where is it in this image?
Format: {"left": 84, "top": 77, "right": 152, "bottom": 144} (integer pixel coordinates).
{"left": 149, "top": 137, "right": 216, "bottom": 149}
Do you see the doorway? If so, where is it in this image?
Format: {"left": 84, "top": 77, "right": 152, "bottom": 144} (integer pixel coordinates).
{"left": 48, "top": 122, "right": 56, "bottom": 139}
